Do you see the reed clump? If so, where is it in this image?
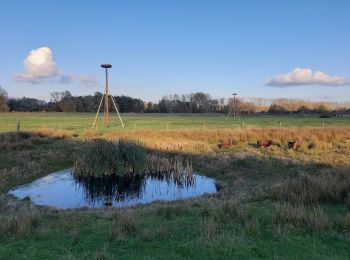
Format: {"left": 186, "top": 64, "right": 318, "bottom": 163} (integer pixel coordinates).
{"left": 271, "top": 169, "right": 350, "bottom": 205}
{"left": 74, "top": 139, "right": 193, "bottom": 178}
{"left": 74, "top": 139, "right": 146, "bottom": 177}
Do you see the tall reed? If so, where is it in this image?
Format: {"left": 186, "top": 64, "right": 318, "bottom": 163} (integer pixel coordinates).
{"left": 74, "top": 139, "right": 193, "bottom": 178}
{"left": 74, "top": 139, "right": 146, "bottom": 177}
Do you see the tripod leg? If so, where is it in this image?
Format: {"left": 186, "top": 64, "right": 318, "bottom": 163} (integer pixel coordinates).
{"left": 226, "top": 103, "right": 234, "bottom": 120}
{"left": 110, "top": 94, "right": 125, "bottom": 128}
{"left": 92, "top": 94, "right": 104, "bottom": 128}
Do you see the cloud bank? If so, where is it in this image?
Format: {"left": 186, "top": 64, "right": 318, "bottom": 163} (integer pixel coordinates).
{"left": 266, "top": 68, "right": 350, "bottom": 87}
{"left": 14, "top": 47, "right": 96, "bottom": 87}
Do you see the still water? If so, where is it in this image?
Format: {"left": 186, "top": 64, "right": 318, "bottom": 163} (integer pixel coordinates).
{"left": 8, "top": 169, "right": 217, "bottom": 209}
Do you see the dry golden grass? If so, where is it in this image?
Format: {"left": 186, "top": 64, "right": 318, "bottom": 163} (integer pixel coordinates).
{"left": 37, "top": 127, "right": 76, "bottom": 139}
{"left": 32, "top": 126, "right": 350, "bottom": 153}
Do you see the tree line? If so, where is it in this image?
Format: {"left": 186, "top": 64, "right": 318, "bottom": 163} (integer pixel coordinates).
{"left": 0, "top": 86, "right": 349, "bottom": 115}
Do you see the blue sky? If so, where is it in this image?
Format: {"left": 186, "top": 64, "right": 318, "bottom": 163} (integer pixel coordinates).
{"left": 0, "top": 0, "right": 349, "bottom": 102}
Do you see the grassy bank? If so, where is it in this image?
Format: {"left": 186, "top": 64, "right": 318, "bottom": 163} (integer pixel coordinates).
{"left": 1, "top": 128, "right": 350, "bottom": 258}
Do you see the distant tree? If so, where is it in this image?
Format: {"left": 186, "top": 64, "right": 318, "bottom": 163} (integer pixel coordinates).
{"left": 317, "top": 104, "right": 330, "bottom": 114}
{"left": 0, "top": 86, "right": 9, "bottom": 111}
{"left": 190, "top": 92, "right": 211, "bottom": 113}
{"left": 7, "top": 97, "right": 47, "bottom": 112}
{"left": 50, "top": 91, "right": 75, "bottom": 112}
{"left": 239, "top": 100, "right": 257, "bottom": 115}
{"left": 268, "top": 104, "right": 289, "bottom": 114}
{"left": 115, "top": 95, "right": 144, "bottom": 113}
{"left": 144, "top": 102, "right": 158, "bottom": 113}
{"left": 296, "top": 105, "right": 311, "bottom": 114}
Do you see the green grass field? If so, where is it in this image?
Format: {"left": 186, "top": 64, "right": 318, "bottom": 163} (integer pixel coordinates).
{"left": 1, "top": 112, "right": 350, "bottom": 132}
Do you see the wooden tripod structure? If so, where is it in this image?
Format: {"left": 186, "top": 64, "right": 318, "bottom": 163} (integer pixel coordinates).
{"left": 92, "top": 64, "right": 124, "bottom": 128}
{"left": 226, "top": 93, "right": 240, "bottom": 120}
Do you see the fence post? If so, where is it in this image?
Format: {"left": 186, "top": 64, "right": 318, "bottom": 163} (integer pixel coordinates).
{"left": 17, "top": 118, "right": 21, "bottom": 132}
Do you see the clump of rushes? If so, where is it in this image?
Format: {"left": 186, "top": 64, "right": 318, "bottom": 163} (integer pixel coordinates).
{"left": 74, "top": 139, "right": 192, "bottom": 178}
{"left": 74, "top": 139, "right": 146, "bottom": 177}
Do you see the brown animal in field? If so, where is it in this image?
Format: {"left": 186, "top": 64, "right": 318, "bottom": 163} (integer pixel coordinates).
{"left": 257, "top": 140, "right": 272, "bottom": 148}
{"left": 217, "top": 140, "right": 231, "bottom": 149}
{"left": 288, "top": 141, "right": 297, "bottom": 150}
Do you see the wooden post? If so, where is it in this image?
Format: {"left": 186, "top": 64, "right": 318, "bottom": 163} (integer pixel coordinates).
{"left": 105, "top": 68, "right": 109, "bottom": 126}
{"left": 17, "top": 118, "right": 20, "bottom": 132}
{"left": 92, "top": 94, "right": 104, "bottom": 128}
{"left": 110, "top": 95, "right": 125, "bottom": 128}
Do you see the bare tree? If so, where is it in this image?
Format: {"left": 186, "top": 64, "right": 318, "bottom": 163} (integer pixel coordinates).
{"left": 0, "top": 86, "right": 9, "bottom": 111}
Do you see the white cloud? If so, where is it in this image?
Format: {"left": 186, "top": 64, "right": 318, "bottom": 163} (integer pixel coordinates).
{"left": 14, "top": 47, "right": 96, "bottom": 87}
{"left": 266, "top": 68, "right": 350, "bottom": 87}
{"left": 14, "top": 47, "right": 59, "bottom": 83}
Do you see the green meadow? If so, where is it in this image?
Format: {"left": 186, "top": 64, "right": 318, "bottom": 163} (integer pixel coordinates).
{"left": 1, "top": 112, "right": 350, "bottom": 132}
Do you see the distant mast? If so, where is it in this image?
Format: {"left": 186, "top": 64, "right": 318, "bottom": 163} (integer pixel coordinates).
{"left": 92, "top": 64, "right": 124, "bottom": 128}
{"left": 101, "top": 64, "right": 112, "bottom": 126}
{"left": 226, "top": 93, "right": 240, "bottom": 120}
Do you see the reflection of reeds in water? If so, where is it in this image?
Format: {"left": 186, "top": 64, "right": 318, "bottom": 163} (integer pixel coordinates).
{"left": 74, "top": 171, "right": 195, "bottom": 206}
{"left": 147, "top": 171, "right": 194, "bottom": 189}
{"left": 74, "top": 139, "right": 193, "bottom": 178}
{"left": 73, "top": 139, "right": 194, "bottom": 205}
{"left": 75, "top": 174, "right": 146, "bottom": 205}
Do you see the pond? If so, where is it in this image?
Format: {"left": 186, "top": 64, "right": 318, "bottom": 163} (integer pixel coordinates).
{"left": 8, "top": 169, "right": 217, "bottom": 209}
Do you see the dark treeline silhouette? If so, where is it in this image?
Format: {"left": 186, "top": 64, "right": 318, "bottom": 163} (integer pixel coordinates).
{"left": 1, "top": 87, "right": 350, "bottom": 115}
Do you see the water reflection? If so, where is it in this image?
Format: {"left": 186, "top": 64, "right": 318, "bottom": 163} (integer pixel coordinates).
{"left": 9, "top": 169, "right": 216, "bottom": 209}
{"left": 75, "top": 174, "right": 146, "bottom": 206}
